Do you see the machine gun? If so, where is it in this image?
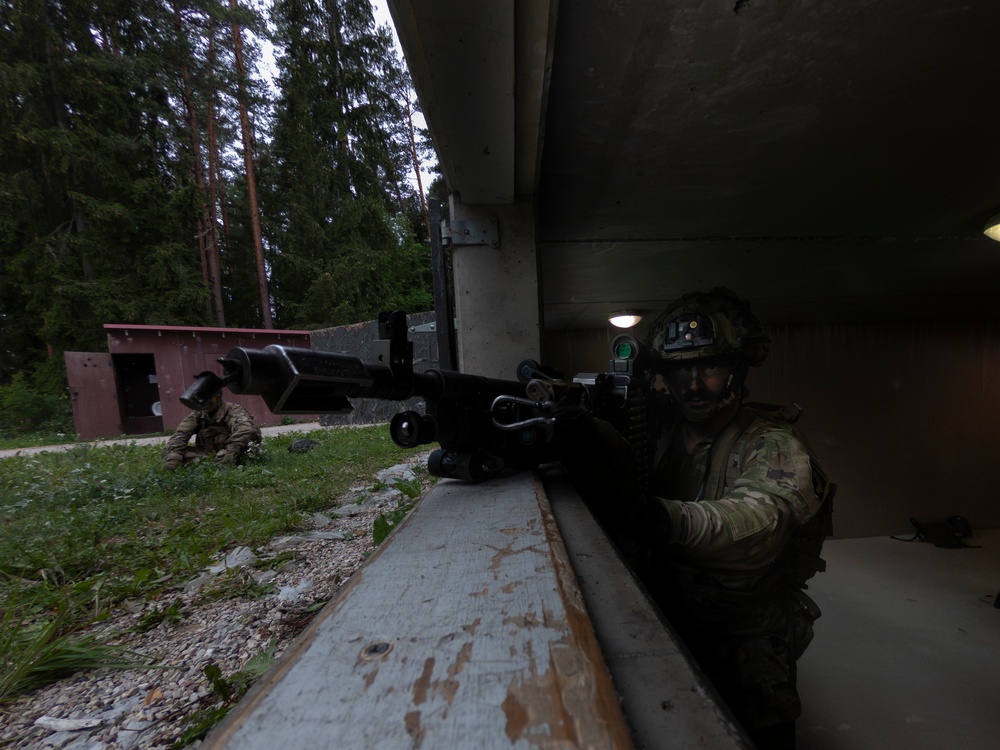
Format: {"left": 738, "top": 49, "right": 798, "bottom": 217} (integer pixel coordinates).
{"left": 180, "top": 311, "right": 654, "bottom": 483}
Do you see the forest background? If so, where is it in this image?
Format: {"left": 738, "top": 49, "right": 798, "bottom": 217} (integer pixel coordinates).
{"left": 0, "top": 0, "right": 443, "bottom": 436}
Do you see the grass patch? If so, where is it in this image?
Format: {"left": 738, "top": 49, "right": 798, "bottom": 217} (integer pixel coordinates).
{"left": 0, "top": 589, "right": 143, "bottom": 703}
{"left": 0, "top": 432, "right": 78, "bottom": 451}
{"left": 0, "top": 425, "right": 425, "bottom": 699}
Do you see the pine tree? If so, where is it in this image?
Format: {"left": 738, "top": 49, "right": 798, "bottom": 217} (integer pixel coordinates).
{"left": 0, "top": 0, "right": 437, "bottom": 390}
{"left": 263, "top": 0, "right": 432, "bottom": 329}
{"left": 229, "top": 0, "right": 273, "bottom": 327}
{"left": 0, "top": 0, "right": 209, "bottom": 387}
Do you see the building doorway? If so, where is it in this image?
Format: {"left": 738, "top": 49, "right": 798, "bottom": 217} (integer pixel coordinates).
{"left": 111, "top": 353, "right": 164, "bottom": 435}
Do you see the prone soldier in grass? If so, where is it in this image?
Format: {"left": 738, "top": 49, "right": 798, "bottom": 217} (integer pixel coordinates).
{"left": 162, "top": 392, "right": 262, "bottom": 470}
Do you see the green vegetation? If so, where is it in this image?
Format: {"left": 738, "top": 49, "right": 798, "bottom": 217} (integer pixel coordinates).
{"left": 2, "top": 0, "right": 437, "bottom": 398}
{"left": 0, "top": 426, "right": 425, "bottom": 703}
{"left": 172, "top": 642, "right": 278, "bottom": 748}
{"left": 0, "top": 593, "right": 140, "bottom": 704}
{"left": 0, "top": 376, "right": 75, "bottom": 444}
{"left": 373, "top": 499, "right": 415, "bottom": 546}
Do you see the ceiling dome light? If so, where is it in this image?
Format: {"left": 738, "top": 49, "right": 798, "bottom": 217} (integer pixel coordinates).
{"left": 985, "top": 214, "right": 1000, "bottom": 242}
{"left": 609, "top": 311, "right": 642, "bottom": 328}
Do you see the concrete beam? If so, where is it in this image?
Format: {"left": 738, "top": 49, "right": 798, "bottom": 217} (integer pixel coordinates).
{"left": 450, "top": 198, "right": 541, "bottom": 378}
{"left": 387, "top": 0, "right": 516, "bottom": 203}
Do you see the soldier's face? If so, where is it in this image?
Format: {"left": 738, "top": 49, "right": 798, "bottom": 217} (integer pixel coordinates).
{"left": 663, "top": 359, "right": 734, "bottom": 422}
{"left": 201, "top": 393, "right": 223, "bottom": 413}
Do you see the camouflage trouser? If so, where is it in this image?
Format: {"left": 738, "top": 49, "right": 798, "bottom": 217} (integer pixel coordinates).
{"left": 678, "top": 596, "right": 817, "bottom": 741}
{"left": 654, "top": 569, "right": 819, "bottom": 739}
{"left": 706, "top": 628, "right": 800, "bottom": 731}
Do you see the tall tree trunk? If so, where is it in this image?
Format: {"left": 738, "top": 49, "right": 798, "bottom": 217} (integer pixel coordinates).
{"left": 205, "top": 104, "right": 226, "bottom": 326}
{"left": 230, "top": 0, "right": 272, "bottom": 328}
{"left": 403, "top": 95, "right": 431, "bottom": 240}
{"left": 203, "top": 17, "right": 226, "bottom": 326}
{"left": 174, "top": 3, "right": 224, "bottom": 325}
{"left": 213, "top": 146, "right": 233, "bottom": 263}
{"left": 42, "top": 0, "right": 89, "bottom": 273}
{"left": 327, "top": 0, "right": 353, "bottom": 190}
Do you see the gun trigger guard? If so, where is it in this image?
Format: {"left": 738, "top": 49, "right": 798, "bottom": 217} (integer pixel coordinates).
{"left": 490, "top": 394, "right": 557, "bottom": 432}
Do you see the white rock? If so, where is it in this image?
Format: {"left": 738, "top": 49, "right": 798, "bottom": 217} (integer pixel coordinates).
{"left": 208, "top": 546, "right": 257, "bottom": 573}
{"left": 34, "top": 716, "right": 103, "bottom": 731}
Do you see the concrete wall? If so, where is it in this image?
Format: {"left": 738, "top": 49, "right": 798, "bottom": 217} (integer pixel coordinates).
{"left": 451, "top": 198, "right": 542, "bottom": 379}
{"left": 311, "top": 311, "right": 439, "bottom": 427}
{"left": 543, "top": 319, "right": 1000, "bottom": 539}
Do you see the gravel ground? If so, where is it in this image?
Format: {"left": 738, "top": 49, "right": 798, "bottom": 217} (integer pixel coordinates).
{"left": 0, "top": 451, "right": 432, "bottom": 750}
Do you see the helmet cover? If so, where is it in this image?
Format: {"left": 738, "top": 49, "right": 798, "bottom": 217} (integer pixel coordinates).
{"left": 647, "top": 287, "right": 769, "bottom": 366}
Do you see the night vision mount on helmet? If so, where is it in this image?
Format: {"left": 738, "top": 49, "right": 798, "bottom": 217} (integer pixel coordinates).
{"left": 647, "top": 287, "right": 769, "bottom": 367}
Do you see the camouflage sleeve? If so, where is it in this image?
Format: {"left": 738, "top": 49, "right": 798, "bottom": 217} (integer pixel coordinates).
{"left": 221, "top": 404, "right": 262, "bottom": 453}
{"left": 658, "top": 425, "right": 818, "bottom": 571}
{"left": 163, "top": 413, "right": 199, "bottom": 458}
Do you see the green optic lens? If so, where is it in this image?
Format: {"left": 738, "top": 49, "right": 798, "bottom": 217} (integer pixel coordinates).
{"left": 615, "top": 341, "right": 634, "bottom": 359}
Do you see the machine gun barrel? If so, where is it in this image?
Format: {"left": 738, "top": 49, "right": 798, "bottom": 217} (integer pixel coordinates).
{"left": 178, "top": 311, "right": 650, "bottom": 483}
{"left": 220, "top": 345, "right": 414, "bottom": 413}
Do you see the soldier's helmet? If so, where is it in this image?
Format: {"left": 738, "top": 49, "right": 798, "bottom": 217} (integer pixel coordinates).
{"left": 647, "top": 287, "right": 769, "bottom": 367}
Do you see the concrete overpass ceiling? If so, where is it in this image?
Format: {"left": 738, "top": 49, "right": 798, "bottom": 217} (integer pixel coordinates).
{"left": 387, "top": 1, "right": 519, "bottom": 203}
{"left": 390, "top": 1, "right": 1000, "bottom": 329}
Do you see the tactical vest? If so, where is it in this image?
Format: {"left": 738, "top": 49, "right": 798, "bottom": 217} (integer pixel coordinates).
{"left": 193, "top": 403, "right": 262, "bottom": 453}
{"left": 710, "top": 403, "right": 833, "bottom": 583}
{"left": 651, "top": 404, "right": 835, "bottom": 638}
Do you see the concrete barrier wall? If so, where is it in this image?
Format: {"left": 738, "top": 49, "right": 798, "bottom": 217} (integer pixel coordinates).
{"left": 311, "top": 311, "right": 439, "bottom": 427}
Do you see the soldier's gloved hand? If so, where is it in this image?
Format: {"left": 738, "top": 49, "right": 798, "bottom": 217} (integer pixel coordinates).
{"left": 554, "top": 415, "right": 643, "bottom": 523}
{"left": 214, "top": 449, "right": 236, "bottom": 465}
{"left": 554, "top": 416, "right": 670, "bottom": 560}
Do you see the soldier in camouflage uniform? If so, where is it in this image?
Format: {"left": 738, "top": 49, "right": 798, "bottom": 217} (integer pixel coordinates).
{"left": 564, "top": 288, "right": 832, "bottom": 750}
{"left": 162, "top": 392, "right": 262, "bottom": 470}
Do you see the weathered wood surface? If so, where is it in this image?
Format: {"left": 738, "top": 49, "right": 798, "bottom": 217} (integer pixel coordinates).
{"left": 206, "top": 472, "right": 633, "bottom": 749}
{"left": 541, "top": 468, "right": 751, "bottom": 750}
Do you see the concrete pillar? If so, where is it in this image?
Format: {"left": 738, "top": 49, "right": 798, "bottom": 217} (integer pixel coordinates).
{"left": 450, "top": 197, "right": 541, "bottom": 378}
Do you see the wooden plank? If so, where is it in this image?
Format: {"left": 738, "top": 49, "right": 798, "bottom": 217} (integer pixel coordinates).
{"left": 206, "top": 472, "right": 632, "bottom": 749}
{"left": 541, "top": 468, "right": 752, "bottom": 750}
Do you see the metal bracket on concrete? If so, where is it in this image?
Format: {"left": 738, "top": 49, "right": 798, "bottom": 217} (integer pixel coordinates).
{"left": 440, "top": 217, "right": 500, "bottom": 248}
{"left": 409, "top": 319, "right": 457, "bottom": 335}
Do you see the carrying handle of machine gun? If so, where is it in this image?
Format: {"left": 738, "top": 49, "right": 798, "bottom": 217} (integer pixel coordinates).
{"left": 490, "top": 394, "right": 591, "bottom": 431}
{"left": 490, "top": 395, "right": 554, "bottom": 431}
{"left": 491, "top": 358, "right": 591, "bottom": 432}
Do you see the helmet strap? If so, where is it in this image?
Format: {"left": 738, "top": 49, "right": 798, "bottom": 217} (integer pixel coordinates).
{"left": 730, "top": 358, "right": 751, "bottom": 401}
